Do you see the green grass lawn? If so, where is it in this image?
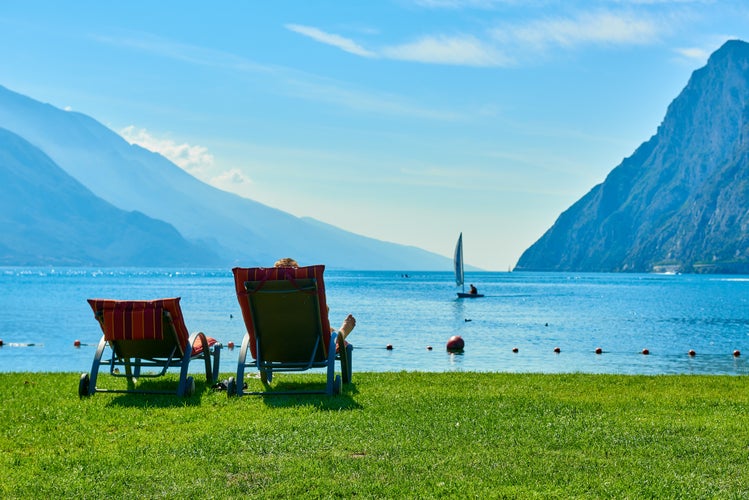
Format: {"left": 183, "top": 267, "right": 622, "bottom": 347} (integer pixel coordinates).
{"left": 1, "top": 371, "right": 748, "bottom": 498}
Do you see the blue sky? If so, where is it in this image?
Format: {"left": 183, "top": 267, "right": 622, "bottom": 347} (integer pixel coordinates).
{"left": 1, "top": 1, "right": 748, "bottom": 270}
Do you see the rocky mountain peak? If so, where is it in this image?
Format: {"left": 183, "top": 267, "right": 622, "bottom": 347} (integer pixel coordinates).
{"left": 515, "top": 40, "right": 749, "bottom": 273}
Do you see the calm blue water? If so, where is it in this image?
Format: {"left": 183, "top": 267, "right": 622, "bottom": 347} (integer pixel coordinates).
{"left": 1, "top": 267, "right": 748, "bottom": 375}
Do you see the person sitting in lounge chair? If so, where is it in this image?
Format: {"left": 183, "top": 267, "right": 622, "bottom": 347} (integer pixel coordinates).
{"left": 274, "top": 257, "right": 356, "bottom": 342}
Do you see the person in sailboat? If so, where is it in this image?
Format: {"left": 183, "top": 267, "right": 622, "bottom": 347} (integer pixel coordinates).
{"left": 274, "top": 257, "right": 356, "bottom": 342}
{"left": 469, "top": 284, "right": 478, "bottom": 295}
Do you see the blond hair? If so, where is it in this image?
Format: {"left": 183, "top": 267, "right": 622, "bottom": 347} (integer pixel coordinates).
{"left": 274, "top": 257, "right": 299, "bottom": 268}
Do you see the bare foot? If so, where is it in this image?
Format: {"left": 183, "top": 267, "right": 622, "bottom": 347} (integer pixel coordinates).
{"left": 338, "top": 314, "right": 356, "bottom": 341}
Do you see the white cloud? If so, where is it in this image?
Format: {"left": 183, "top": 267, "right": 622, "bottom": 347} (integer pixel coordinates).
{"left": 288, "top": 23, "right": 512, "bottom": 67}
{"left": 215, "top": 168, "right": 243, "bottom": 183}
{"left": 119, "top": 125, "right": 215, "bottom": 174}
{"left": 674, "top": 46, "right": 710, "bottom": 61}
{"left": 210, "top": 168, "right": 253, "bottom": 194}
{"left": 493, "top": 11, "right": 661, "bottom": 49}
{"left": 285, "top": 24, "right": 377, "bottom": 58}
{"left": 382, "top": 34, "right": 512, "bottom": 66}
{"left": 120, "top": 126, "right": 255, "bottom": 197}
{"left": 673, "top": 35, "right": 742, "bottom": 64}
{"left": 287, "top": 10, "right": 662, "bottom": 68}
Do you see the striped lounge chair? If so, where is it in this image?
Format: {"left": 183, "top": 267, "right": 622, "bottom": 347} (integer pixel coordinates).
{"left": 79, "top": 298, "right": 221, "bottom": 397}
{"left": 228, "top": 265, "right": 353, "bottom": 396}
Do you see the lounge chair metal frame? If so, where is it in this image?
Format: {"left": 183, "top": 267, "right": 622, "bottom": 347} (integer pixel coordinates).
{"left": 79, "top": 299, "right": 221, "bottom": 398}
{"left": 229, "top": 266, "right": 352, "bottom": 396}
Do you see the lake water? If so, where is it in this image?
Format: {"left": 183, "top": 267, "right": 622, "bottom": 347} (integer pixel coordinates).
{"left": 1, "top": 267, "right": 748, "bottom": 375}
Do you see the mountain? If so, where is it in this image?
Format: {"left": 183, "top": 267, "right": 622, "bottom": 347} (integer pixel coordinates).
{"left": 0, "top": 127, "right": 219, "bottom": 266}
{"left": 0, "top": 85, "right": 452, "bottom": 270}
{"left": 516, "top": 40, "right": 749, "bottom": 274}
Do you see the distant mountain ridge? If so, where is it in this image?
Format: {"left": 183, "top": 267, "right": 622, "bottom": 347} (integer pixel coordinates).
{"left": 516, "top": 40, "right": 749, "bottom": 274}
{"left": 0, "top": 85, "right": 453, "bottom": 269}
{"left": 0, "top": 128, "right": 218, "bottom": 266}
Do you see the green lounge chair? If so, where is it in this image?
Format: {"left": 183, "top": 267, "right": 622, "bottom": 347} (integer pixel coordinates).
{"left": 229, "top": 265, "right": 352, "bottom": 396}
{"left": 79, "top": 298, "right": 221, "bottom": 397}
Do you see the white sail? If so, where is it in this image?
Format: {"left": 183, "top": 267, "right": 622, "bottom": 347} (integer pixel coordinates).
{"left": 454, "top": 233, "right": 464, "bottom": 289}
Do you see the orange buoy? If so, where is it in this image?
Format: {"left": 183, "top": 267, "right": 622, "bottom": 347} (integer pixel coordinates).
{"left": 386, "top": 344, "right": 394, "bottom": 350}
{"left": 688, "top": 349, "right": 696, "bottom": 356}
{"left": 734, "top": 350, "right": 741, "bottom": 357}
{"left": 426, "top": 345, "right": 433, "bottom": 350}
{"left": 73, "top": 339, "right": 81, "bottom": 347}
{"left": 511, "top": 347, "right": 519, "bottom": 353}
{"left": 641, "top": 348, "right": 650, "bottom": 355}
{"left": 595, "top": 347, "right": 603, "bottom": 354}
{"left": 227, "top": 341, "right": 235, "bottom": 350}
{"left": 553, "top": 346, "right": 561, "bottom": 353}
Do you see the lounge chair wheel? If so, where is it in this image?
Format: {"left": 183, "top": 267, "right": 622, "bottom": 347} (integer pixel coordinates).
{"left": 226, "top": 377, "right": 237, "bottom": 397}
{"left": 185, "top": 376, "right": 195, "bottom": 397}
{"left": 78, "top": 373, "right": 91, "bottom": 398}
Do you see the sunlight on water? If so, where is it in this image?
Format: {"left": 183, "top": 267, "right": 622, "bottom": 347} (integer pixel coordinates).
{"left": 1, "top": 268, "right": 748, "bottom": 375}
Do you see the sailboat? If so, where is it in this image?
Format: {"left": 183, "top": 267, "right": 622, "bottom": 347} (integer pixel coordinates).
{"left": 454, "top": 233, "right": 483, "bottom": 298}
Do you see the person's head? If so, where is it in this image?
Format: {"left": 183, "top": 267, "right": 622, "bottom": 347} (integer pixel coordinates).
{"left": 274, "top": 257, "right": 299, "bottom": 268}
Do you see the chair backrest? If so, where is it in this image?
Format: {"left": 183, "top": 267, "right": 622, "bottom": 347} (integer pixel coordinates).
{"left": 87, "top": 298, "right": 189, "bottom": 358}
{"left": 232, "top": 265, "right": 331, "bottom": 361}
